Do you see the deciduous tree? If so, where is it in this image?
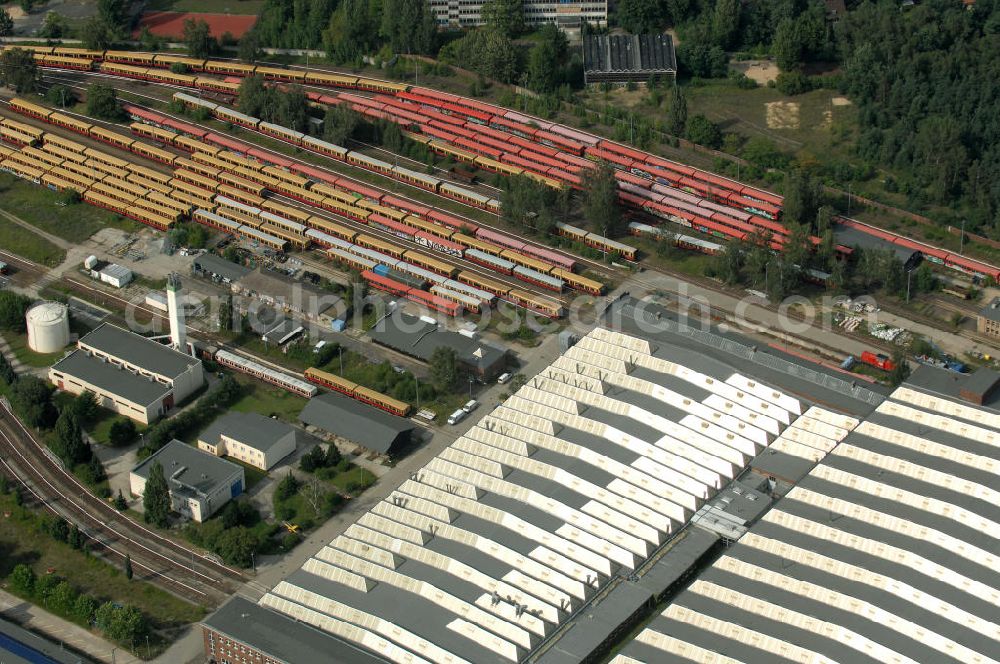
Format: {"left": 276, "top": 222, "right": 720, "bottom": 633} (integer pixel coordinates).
{"left": 583, "top": 161, "right": 622, "bottom": 236}
{"left": 0, "top": 48, "right": 38, "bottom": 94}
{"left": 142, "top": 461, "right": 170, "bottom": 527}
{"left": 183, "top": 18, "right": 217, "bottom": 59}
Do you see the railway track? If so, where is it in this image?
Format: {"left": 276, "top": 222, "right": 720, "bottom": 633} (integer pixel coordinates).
{"left": 35, "top": 69, "right": 616, "bottom": 279}
{"left": 0, "top": 402, "right": 244, "bottom": 604}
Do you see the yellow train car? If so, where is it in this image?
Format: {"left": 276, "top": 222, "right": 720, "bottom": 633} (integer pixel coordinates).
{"left": 353, "top": 77, "right": 409, "bottom": 94}
{"left": 8, "top": 97, "right": 52, "bottom": 121}
{"left": 308, "top": 216, "right": 357, "bottom": 242}
{"left": 401, "top": 250, "right": 458, "bottom": 278}
{"left": 40, "top": 55, "right": 94, "bottom": 71}
{"left": 133, "top": 196, "right": 182, "bottom": 224}
{"left": 105, "top": 51, "right": 158, "bottom": 66}
{"left": 191, "top": 151, "right": 233, "bottom": 173}
{"left": 260, "top": 199, "right": 312, "bottom": 225}
{"left": 216, "top": 171, "right": 265, "bottom": 197}
{"left": 215, "top": 205, "right": 261, "bottom": 228}
{"left": 60, "top": 159, "right": 103, "bottom": 181}
{"left": 47, "top": 166, "right": 95, "bottom": 191}
{"left": 0, "top": 159, "right": 45, "bottom": 182}
{"left": 302, "top": 71, "right": 359, "bottom": 88}
{"left": 173, "top": 135, "right": 220, "bottom": 154}
{"left": 42, "top": 132, "right": 87, "bottom": 154}
{"left": 98, "top": 62, "right": 148, "bottom": 78}
{"left": 356, "top": 200, "right": 408, "bottom": 224}
{"left": 500, "top": 248, "right": 554, "bottom": 274}
{"left": 452, "top": 232, "right": 504, "bottom": 256}
{"left": 195, "top": 78, "right": 241, "bottom": 95}
{"left": 85, "top": 159, "right": 130, "bottom": 180}
{"left": 173, "top": 169, "right": 219, "bottom": 193}
{"left": 262, "top": 165, "right": 308, "bottom": 189}
{"left": 128, "top": 173, "right": 173, "bottom": 195}
{"left": 550, "top": 267, "right": 604, "bottom": 295}
{"left": 321, "top": 197, "right": 369, "bottom": 222}
{"left": 101, "top": 176, "right": 150, "bottom": 200}
{"left": 474, "top": 155, "right": 522, "bottom": 177}
{"left": 51, "top": 47, "right": 104, "bottom": 59}
{"left": 402, "top": 215, "right": 454, "bottom": 240}
{"left": 43, "top": 143, "right": 87, "bottom": 164}
{"left": 202, "top": 60, "right": 256, "bottom": 76}
{"left": 89, "top": 126, "right": 135, "bottom": 151}
{"left": 130, "top": 122, "right": 178, "bottom": 145}
{"left": 40, "top": 172, "right": 81, "bottom": 192}
{"left": 355, "top": 233, "right": 406, "bottom": 259}
{"left": 148, "top": 191, "right": 191, "bottom": 217}
{"left": 47, "top": 112, "right": 92, "bottom": 135}
{"left": 1, "top": 118, "right": 45, "bottom": 139}
{"left": 216, "top": 183, "right": 266, "bottom": 208}
{"left": 254, "top": 66, "right": 306, "bottom": 83}
{"left": 506, "top": 288, "right": 564, "bottom": 318}
{"left": 169, "top": 188, "right": 214, "bottom": 210}
{"left": 176, "top": 156, "right": 221, "bottom": 180}
{"left": 428, "top": 140, "right": 478, "bottom": 164}
{"left": 259, "top": 222, "right": 308, "bottom": 250}
{"left": 127, "top": 163, "right": 173, "bottom": 185}
{"left": 83, "top": 146, "right": 130, "bottom": 169}
{"left": 153, "top": 54, "right": 207, "bottom": 70}
{"left": 456, "top": 270, "right": 510, "bottom": 297}
{"left": 216, "top": 150, "right": 260, "bottom": 171}
{"left": 310, "top": 182, "right": 359, "bottom": 205}
{"left": 282, "top": 185, "right": 326, "bottom": 208}
{"left": 131, "top": 141, "right": 177, "bottom": 166}
{"left": 22, "top": 146, "right": 64, "bottom": 168}
{"left": 91, "top": 182, "right": 139, "bottom": 206}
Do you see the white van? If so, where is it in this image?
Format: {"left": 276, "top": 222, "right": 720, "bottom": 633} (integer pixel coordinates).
{"left": 447, "top": 409, "right": 467, "bottom": 425}
{"left": 497, "top": 372, "right": 512, "bottom": 385}
{"left": 462, "top": 399, "right": 479, "bottom": 414}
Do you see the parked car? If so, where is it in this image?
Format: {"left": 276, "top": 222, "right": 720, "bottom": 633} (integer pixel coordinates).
{"left": 497, "top": 372, "right": 512, "bottom": 384}
{"left": 462, "top": 399, "right": 479, "bottom": 414}
{"left": 447, "top": 409, "right": 467, "bottom": 425}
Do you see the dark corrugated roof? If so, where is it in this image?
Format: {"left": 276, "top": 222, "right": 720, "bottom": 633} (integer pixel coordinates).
{"left": 368, "top": 313, "right": 507, "bottom": 372}
{"left": 584, "top": 33, "right": 677, "bottom": 74}
{"left": 298, "top": 392, "right": 413, "bottom": 454}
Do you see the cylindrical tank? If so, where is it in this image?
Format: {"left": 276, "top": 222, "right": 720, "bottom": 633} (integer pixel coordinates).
{"left": 26, "top": 302, "right": 70, "bottom": 353}
{"left": 84, "top": 255, "right": 98, "bottom": 270}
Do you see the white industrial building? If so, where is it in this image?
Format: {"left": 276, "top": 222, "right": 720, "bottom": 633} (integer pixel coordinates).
{"left": 130, "top": 439, "right": 245, "bottom": 522}
{"left": 198, "top": 412, "right": 297, "bottom": 471}
{"left": 205, "top": 326, "right": 861, "bottom": 664}
{"left": 48, "top": 323, "right": 204, "bottom": 424}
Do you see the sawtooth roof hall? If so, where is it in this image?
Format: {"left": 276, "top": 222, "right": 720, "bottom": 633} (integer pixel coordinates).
{"left": 204, "top": 323, "right": 878, "bottom": 664}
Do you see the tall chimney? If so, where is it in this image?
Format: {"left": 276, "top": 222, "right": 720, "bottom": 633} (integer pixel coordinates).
{"left": 166, "top": 273, "right": 188, "bottom": 354}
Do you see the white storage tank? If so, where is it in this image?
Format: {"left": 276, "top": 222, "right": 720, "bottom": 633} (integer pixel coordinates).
{"left": 84, "top": 255, "right": 98, "bottom": 270}
{"left": 26, "top": 301, "right": 70, "bottom": 353}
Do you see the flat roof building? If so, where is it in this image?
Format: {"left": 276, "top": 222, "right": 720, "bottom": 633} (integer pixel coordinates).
{"left": 369, "top": 313, "right": 508, "bottom": 380}
{"left": 198, "top": 412, "right": 297, "bottom": 471}
{"left": 584, "top": 34, "right": 677, "bottom": 86}
{"left": 48, "top": 323, "right": 204, "bottom": 425}
{"left": 977, "top": 296, "right": 1000, "bottom": 339}
{"left": 130, "top": 439, "right": 244, "bottom": 522}
{"left": 191, "top": 252, "right": 252, "bottom": 284}
{"left": 298, "top": 391, "right": 414, "bottom": 456}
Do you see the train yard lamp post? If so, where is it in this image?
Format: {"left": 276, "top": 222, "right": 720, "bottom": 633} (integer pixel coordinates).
{"left": 960, "top": 219, "right": 966, "bottom": 254}
{"left": 468, "top": 376, "right": 474, "bottom": 399}
{"left": 338, "top": 346, "right": 344, "bottom": 375}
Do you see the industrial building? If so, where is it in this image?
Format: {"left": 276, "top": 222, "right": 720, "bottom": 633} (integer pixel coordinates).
{"left": 583, "top": 33, "right": 677, "bottom": 86}
{"left": 130, "top": 439, "right": 244, "bottom": 522}
{"left": 298, "top": 391, "right": 415, "bottom": 456}
{"left": 426, "top": 0, "right": 606, "bottom": 29}
{"left": 977, "top": 296, "right": 1000, "bottom": 339}
{"left": 48, "top": 323, "right": 205, "bottom": 425}
{"left": 203, "top": 321, "right": 870, "bottom": 663}
{"left": 613, "top": 368, "right": 1000, "bottom": 663}
{"left": 198, "top": 412, "right": 297, "bottom": 471}
{"left": 369, "top": 313, "right": 508, "bottom": 380}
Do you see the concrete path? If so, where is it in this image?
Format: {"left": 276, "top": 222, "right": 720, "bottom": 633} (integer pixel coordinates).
{"left": 0, "top": 333, "right": 27, "bottom": 374}
{"left": 0, "top": 589, "right": 140, "bottom": 664}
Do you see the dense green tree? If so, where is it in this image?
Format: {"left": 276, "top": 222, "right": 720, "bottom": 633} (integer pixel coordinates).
{"left": 274, "top": 472, "right": 300, "bottom": 502}
{"left": 80, "top": 17, "right": 114, "bottom": 50}
{"left": 0, "top": 291, "right": 32, "bottom": 331}
{"left": 95, "top": 602, "right": 147, "bottom": 644}
{"left": 39, "top": 11, "right": 69, "bottom": 38}
{"left": 440, "top": 28, "right": 519, "bottom": 83}
{"left": 124, "top": 554, "right": 133, "bottom": 580}
{"left": 11, "top": 376, "right": 56, "bottom": 429}
{"left": 676, "top": 43, "right": 727, "bottom": 78}
{"left": 71, "top": 391, "right": 99, "bottom": 424}
{"left": 324, "top": 0, "right": 380, "bottom": 62}
{"left": 183, "top": 18, "right": 217, "bottom": 59}
{"left": 482, "top": 0, "right": 524, "bottom": 37}
{"left": 72, "top": 594, "right": 97, "bottom": 623}
{"left": 257, "top": 0, "right": 336, "bottom": 50}
{"left": 0, "top": 49, "right": 38, "bottom": 94}
{"left": 323, "top": 104, "right": 361, "bottom": 145}
{"left": 430, "top": 346, "right": 458, "bottom": 392}
{"left": 108, "top": 418, "right": 137, "bottom": 447}
{"left": 685, "top": 114, "right": 722, "bottom": 148}
{"left": 526, "top": 24, "right": 569, "bottom": 93}
{"left": 52, "top": 410, "right": 91, "bottom": 465}
{"left": 501, "top": 175, "right": 558, "bottom": 236}
{"left": 381, "top": 0, "right": 436, "bottom": 54}
{"left": 0, "top": 8, "right": 12, "bottom": 36}
{"left": 48, "top": 581, "right": 76, "bottom": 615}
{"left": 666, "top": 85, "right": 688, "bottom": 137}
{"left": 583, "top": 161, "right": 622, "bottom": 236}
{"left": 781, "top": 169, "right": 822, "bottom": 229}
{"left": 215, "top": 527, "right": 259, "bottom": 567}
{"left": 49, "top": 517, "right": 69, "bottom": 543}
{"left": 9, "top": 564, "right": 36, "bottom": 595}
{"left": 237, "top": 75, "right": 267, "bottom": 117}
{"left": 113, "top": 489, "right": 128, "bottom": 511}
{"left": 68, "top": 524, "right": 84, "bottom": 549}
{"left": 142, "top": 461, "right": 171, "bottom": 527}
{"left": 44, "top": 84, "right": 75, "bottom": 108}
{"left": 889, "top": 350, "right": 910, "bottom": 387}
{"left": 711, "top": 0, "right": 742, "bottom": 49}
{"left": 238, "top": 31, "right": 261, "bottom": 63}
{"left": 97, "top": 0, "right": 127, "bottom": 29}
{"left": 616, "top": 0, "right": 666, "bottom": 34}
{"left": 86, "top": 84, "right": 124, "bottom": 121}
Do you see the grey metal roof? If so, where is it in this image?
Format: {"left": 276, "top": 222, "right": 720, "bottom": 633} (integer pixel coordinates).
{"left": 368, "top": 312, "right": 507, "bottom": 373}
{"left": 905, "top": 364, "right": 1000, "bottom": 411}
{"left": 0, "top": 617, "right": 96, "bottom": 664}
{"left": 131, "top": 439, "right": 242, "bottom": 498}
{"left": 262, "top": 318, "right": 303, "bottom": 345}
{"left": 634, "top": 525, "right": 719, "bottom": 598}
{"left": 536, "top": 580, "right": 653, "bottom": 664}
{"left": 584, "top": 34, "right": 677, "bottom": 74}
{"left": 78, "top": 323, "right": 199, "bottom": 379}
{"left": 298, "top": 392, "right": 413, "bottom": 454}
{"left": 750, "top": 447, "right": 817, "bottom": 483}
{"left": 979, "top": 296, "right": 1000, "bottom": 322}
{"left": 51, "top": 349, "right": 172, "bottom": 405}
{"left": 198, "top": 412, "right": 294, "bottom": 454}
{"left": 192, "top": 252, "right": 252, "bottom": 282}
{"left": 203, "top": 596, "right": 390, "bottom": 664}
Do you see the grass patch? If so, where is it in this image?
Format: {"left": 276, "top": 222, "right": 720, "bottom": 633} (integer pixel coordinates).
{"left": 4, "top": 332, "right": 66, "bottom": 368}
{"left": 323, "top": 465, "right": 377, "bottom": 495}
{"left": 0, "top": 222, "right": 65, "bottom": 266}
{"left": 229, "top": 376, "right": 308, "bottom": 423}
{"left": 0, "top": 174, "right": 140, "bottom": 243}
{"left": 87, "top": 408, "right": 146, "bottom": 447}
{"left": 0, "top": 493, "right": 205, "bottom": 643}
